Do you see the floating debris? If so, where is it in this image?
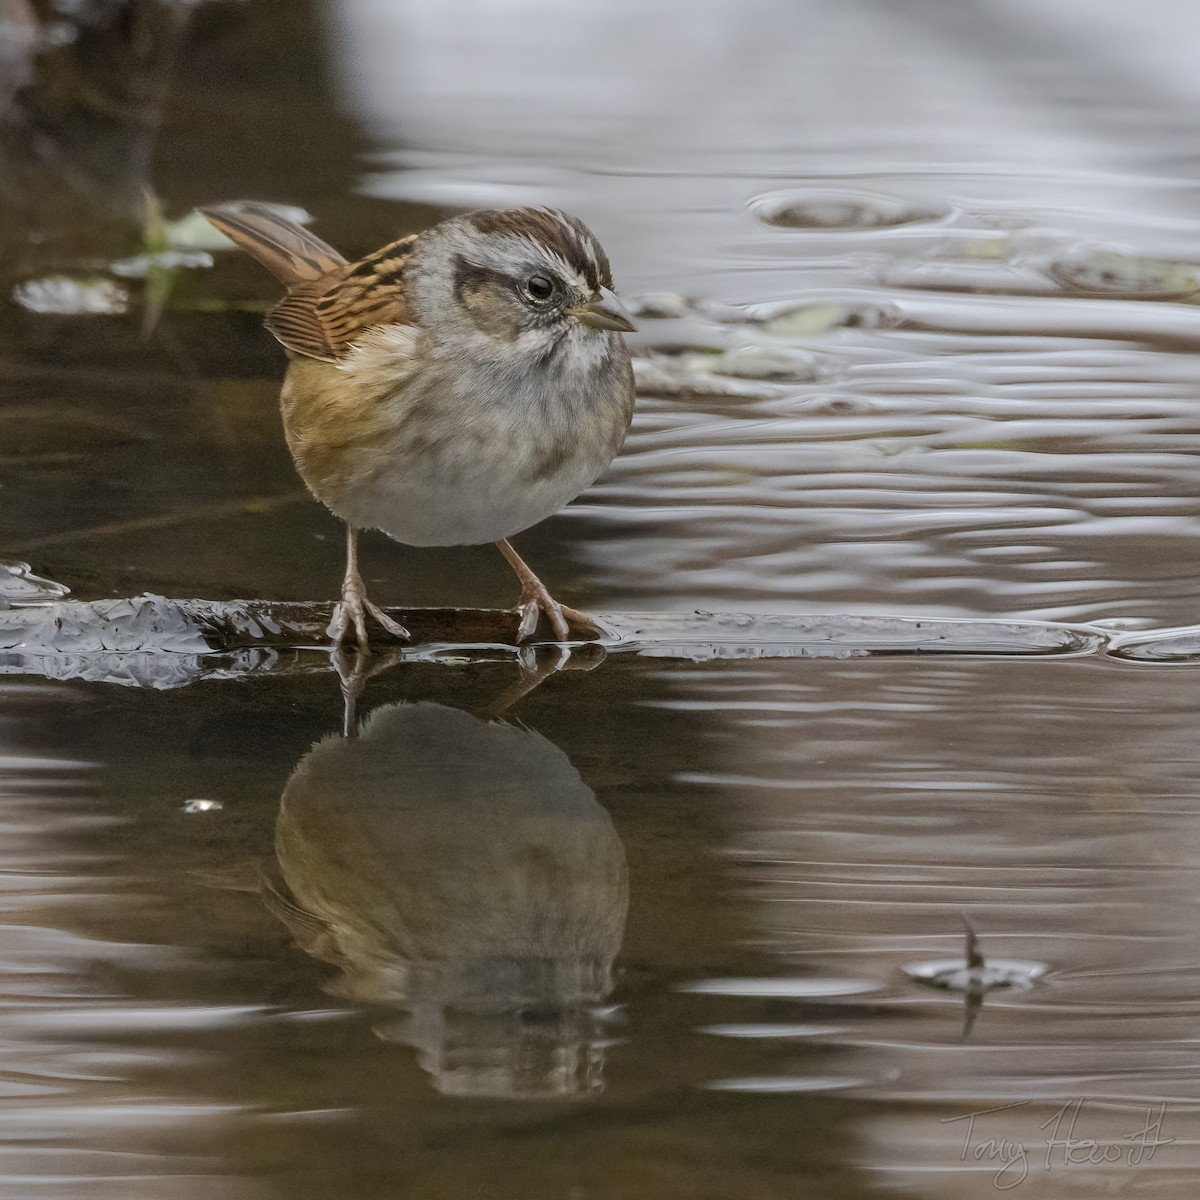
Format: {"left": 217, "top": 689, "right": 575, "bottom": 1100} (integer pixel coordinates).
{"left": 111, "top": 249, "right": 214, "bottom": 278}
{"left": 181, "top": 798, "right": 224, "bottom": 814}
{"left": 762, "top": 301, "right": 900, "bottom": 337}
{"left": 12, "top": 276, "right": 129, "bottom": 315}
{"left": 633, "top": 353, "right": 792, "bottom": 400}
{"left": 763, "top": 302, "right": 858, "bottom": 337}
{"left": 1039, "top": 247, "right": 1200, "bottom": 299}
{"left": 904, "top": 915, "right": 1047, "bottom": 1039}
{"left": 627, "top": 292, "right": 693, "bottom": 320}
{"left": 704, "top": 296, "right": 902, "bottom": 335}
{"left": 633, "top": 341, "right": 816, "bottom": 398}
{"left": 750, "top": 188, "right": 947, "bottom": 231}
{"left": 904, "top": 916, "right": 1046, "bottom": 993}
{"left": 876, "top": 256, "right": 1033, "bottom": 295}
{"left": 709, "top": 343, "right": 819, "bottom": 380}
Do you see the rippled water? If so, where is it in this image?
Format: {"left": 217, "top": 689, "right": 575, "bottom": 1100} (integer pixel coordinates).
{"left": 4, "top": 651, "right": 1200, "bottom": 1197}
{"left": 5, "top": 0, "right": 1200, "bottom": 1195}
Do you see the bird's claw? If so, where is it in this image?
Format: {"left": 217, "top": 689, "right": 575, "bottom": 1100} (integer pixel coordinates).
{"left": 364, "top": 598, "right": 411, "bottom": 642}
{"left": 327, "top": 584, "right": 410, "bottom": 653}
{"left": 514, "top": 581, "right": 607, "bottom": 643}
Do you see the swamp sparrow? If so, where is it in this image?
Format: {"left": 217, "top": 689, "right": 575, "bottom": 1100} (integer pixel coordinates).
{"left": 198, "top": 202, "right": 636, "bottom": 650}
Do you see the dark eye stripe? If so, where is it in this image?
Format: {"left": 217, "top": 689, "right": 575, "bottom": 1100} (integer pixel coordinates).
{"left": 454, "top": 255, "right": 570, "bottom": 314}
{"left": 452, "top": 255, "right": 511, "bottom": 303}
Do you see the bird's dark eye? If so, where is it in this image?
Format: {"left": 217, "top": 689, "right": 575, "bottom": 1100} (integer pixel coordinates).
{"left": 523, "top": 274, "right": 556, "bottom": 303}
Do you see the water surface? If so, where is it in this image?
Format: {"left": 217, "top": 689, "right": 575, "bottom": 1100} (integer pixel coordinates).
{"left": 3, "top": 0, "right": 1200, "bottom": 1195}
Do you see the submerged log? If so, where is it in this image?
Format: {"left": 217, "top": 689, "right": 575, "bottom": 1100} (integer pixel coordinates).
{"left": 0, "top": 592, "right": 1110, "bottom": 689}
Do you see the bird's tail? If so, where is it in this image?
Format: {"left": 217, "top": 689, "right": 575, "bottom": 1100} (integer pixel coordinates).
{"left": 198, "top": 201, "right": 346, "bottom": 286}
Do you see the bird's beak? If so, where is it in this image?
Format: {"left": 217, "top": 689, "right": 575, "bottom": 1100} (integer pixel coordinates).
{"left": 570, "top": 287, "right": 637, "bottom": 333}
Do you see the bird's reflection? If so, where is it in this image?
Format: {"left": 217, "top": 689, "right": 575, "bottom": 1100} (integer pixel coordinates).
{"left": 267, "top": 698, "right": 628, "bottom": 1099}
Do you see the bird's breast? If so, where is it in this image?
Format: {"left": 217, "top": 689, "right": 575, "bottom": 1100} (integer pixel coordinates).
{"left": 279, "top": 337, "right": 634, "bottom": 547}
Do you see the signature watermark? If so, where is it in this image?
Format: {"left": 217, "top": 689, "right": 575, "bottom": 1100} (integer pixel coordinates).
{"left": 940, "top": 1097, "right": 1174, "bottom": 1189}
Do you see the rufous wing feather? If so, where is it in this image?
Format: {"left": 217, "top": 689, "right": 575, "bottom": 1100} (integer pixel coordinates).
{"left": 200, "top": 201, "right": 415, "bottom": 363}
{"left": 268, "top": 236, "right": 416, "bottom": 361}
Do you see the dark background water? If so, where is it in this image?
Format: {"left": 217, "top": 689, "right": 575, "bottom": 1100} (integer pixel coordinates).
{"left": 3, "top": 0, "right": 1200, "bottom": 1195}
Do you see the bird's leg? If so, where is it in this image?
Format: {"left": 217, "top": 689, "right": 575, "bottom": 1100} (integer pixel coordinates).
{"left": 495, "top": 537, "right": 608, "bottom": 642}
{"left": 326, "top": 524, "right": 411, "bottom": 652}
{"left": 479, "top": 641, "right": 607, "bottom": 719}
{"left": 482, "top": 644, "right": 571, "bottom": 717}
{"left": 333, "top": 644, "right": 408, "bottom": 738}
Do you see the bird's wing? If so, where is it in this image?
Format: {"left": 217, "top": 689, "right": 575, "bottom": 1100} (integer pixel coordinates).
{"left": 199, "top": 201, "right": 416, "bottom": 363}
{"left": 272, "top": 236, "right": 417, "bottom": 362}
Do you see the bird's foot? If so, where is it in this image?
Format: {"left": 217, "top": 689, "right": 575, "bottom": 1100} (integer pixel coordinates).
{"left": 514, "top": 577, "right": 608, "bottom": 643}
{"left": 326, "top": 577, "right": 410, "bottom": 653}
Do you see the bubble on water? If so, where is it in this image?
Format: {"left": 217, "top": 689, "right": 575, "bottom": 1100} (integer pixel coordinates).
{"left": 750, "top": 188, "right": 948, "bottom": 231}
{"left": 12, "top": 276, "right": 129, "bottom": 315}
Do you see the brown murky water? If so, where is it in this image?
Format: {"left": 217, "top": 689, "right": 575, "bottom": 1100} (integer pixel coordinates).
{"left": 4, "top": 0, "right": 1200, "bottom": 1195}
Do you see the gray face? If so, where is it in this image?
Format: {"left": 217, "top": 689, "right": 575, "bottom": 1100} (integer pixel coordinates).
{"left": 450, "top": 254, "right": 579, "bottom": 343}
{"left": 402, "top": 207, "right": 616, "bottom": 350}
